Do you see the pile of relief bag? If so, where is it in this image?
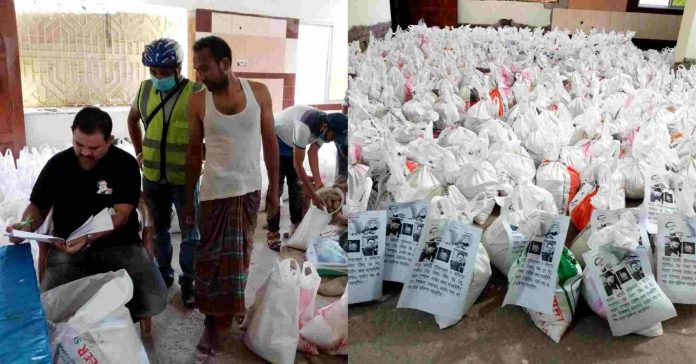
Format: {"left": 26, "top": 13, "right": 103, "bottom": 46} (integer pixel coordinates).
{"left": 347, "top": 22, "right": 696, "bottom": 342}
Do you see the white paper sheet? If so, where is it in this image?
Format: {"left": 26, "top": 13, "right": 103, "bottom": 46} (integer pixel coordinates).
{"left": 503, "top": 215, "right": 570, "bottom": 315}
{"left": 584, "top": 246, "right": 676, "bottom": 336}
{"left": 656, "top": 214, "right": 696, "bottom": 304}
{"left": 643, "top": 173, "right": 681, "bottom": 234}
{"left": 591, "top": 208, "right": 647, "bottom": 233}
{"left": 383, "top": 200, "right": 430, "bottom": 282}
{"left": 397, "top": 220, "right": 482, "bottom": 321}
{"left": 348, "top": 210, "right": 387, "bottom": 304}
{"left": 6, "top": 230, "right": 63, "bottom": 244}
{"left": 6, "top": 208, "right": 113, "bottom": 247}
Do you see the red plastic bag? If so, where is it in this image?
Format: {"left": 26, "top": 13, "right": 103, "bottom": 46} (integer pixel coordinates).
{"left": 569, "top": 185, "right": 598, "bottom": 231}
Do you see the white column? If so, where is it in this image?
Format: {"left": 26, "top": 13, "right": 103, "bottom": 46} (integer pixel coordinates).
{"left": 675, "top": 0, "right": 696, "bottom": 62}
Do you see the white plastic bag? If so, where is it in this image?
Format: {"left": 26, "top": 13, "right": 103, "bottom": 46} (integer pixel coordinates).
{"left": 618, "top": 158, "right": 645, "bottom": 199}
{"left": 434, "top": 242, "right": 492, "bottom": 329}
{"left": 581, "top": 212, "right": 672, "bottom": 337}
{"left": 284, "top": 206, "right": 332, "bottom": 250}
{"left": 536, "top": 159, "right": 581, "bottom": 215}
{"left": 300, "top": 292, "right": 348, "bottom": 356}
{"left": 526, "top": 248, "right": 583, "bottom": 343}
{"left": 454, "top": 160, "right": 499, "bottom": 225}
{"left": 298, "top": 262, "right": 322, "bottom": 354}
{"left": 42, "top": 270, "right": 150, "bottom": 364}
{"left": 243, "top": 259, "right": 301, "bottom": 364}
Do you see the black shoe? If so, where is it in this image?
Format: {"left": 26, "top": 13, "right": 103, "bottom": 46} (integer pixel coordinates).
{"left": 181, "top": 281, "right": 195, "bottom": 308}
{"left": 162, "top": 273, "right": 174, "bottom": 289}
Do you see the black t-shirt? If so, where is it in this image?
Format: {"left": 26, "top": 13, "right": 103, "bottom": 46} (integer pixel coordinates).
{"left": 30, "top": 146, "right": 141, "bottom": 249}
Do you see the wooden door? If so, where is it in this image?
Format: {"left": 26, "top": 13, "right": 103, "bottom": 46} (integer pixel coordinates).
{"left": 391, "top": 0, "right": 458, "bottom": 30}
{"left": 0, "top": 0, "right": 26, "bottom": 158}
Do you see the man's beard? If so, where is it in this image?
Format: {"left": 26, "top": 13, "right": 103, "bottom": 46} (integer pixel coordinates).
{"left": 207, "top": 77, "right": 229, "bottom": 92}
{"left": 78, "top": 156, "right": 98, "bottom": 170}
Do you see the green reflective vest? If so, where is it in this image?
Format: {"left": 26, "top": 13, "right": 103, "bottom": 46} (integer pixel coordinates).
{"left": 137, "top": 79, "right": 203, "bottom": 185}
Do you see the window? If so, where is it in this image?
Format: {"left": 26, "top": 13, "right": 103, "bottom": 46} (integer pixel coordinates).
{"left": 638, "top": 0, "right": 685, "bottom": 9}
{"left": 295, "top": 23, "right": 333, "bottom": 105}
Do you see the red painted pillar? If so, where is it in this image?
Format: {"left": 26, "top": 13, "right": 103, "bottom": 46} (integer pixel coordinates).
{"left": 0, "top": 0, "right": 26, "bottom": 159}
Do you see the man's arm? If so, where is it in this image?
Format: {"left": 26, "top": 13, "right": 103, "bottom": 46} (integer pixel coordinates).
{"left": 6, "top": 203, "right": 49, "bottom": 243}
{"left": 184, "top": 91, "right": 205, "bottom": 224}
{"left": 250, "top": 81, "right": 280, "bottom": 218}
{"left": 59, "top": 203, "right": 134, "bottom": 253}
{"left": 294, "top": 147, "right": 325, "bottom": 209}
{"left": 127, "top": 106, "right": 144, "bottom": 167}
{"left": 307, "top": 142, "right": 323, "bottom": 188}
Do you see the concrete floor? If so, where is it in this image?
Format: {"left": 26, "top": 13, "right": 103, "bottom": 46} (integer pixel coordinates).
{"left": 348, "top": 208, "right": 696, "bottom": 364}
{"left": 140, "top": 206, "right": 348, "bottom": 364}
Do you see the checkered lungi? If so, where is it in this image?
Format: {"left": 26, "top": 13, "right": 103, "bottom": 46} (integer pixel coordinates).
{"left": 195, "top": 191, "right": 260, "bottom": 317}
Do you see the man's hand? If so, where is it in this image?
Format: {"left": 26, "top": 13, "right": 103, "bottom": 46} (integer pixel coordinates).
{"left": 6, "top": 224, "right": 30, "bottom": 244}
{"left": 310, "top": 191, "right": 326, "bottom": 210}
{"left": 183, "top": 203, "right": 196, "bottom": 229}
{"left": 302, "top": 183, "right": 325, "bottom": 210}
{"left": 314, "top": 179, "right": 325, "bottom": 191}
{"left": 136, "top": 153, "right": 144, "bottom": 170}
{"left": 58, "top": 235, "right": 90, "bottom": 254}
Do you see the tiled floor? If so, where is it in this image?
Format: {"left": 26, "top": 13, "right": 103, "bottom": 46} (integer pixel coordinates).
{"left": 141, "top": 206, "right": 347, "bottom": 364}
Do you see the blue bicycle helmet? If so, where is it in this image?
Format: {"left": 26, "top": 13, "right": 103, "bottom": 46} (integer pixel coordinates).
{"left": 142, "top": 38, "right": 183, "bottom": 68}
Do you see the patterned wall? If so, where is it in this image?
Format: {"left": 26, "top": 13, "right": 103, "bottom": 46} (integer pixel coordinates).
{"left": 17, "top": 13, "right": 184, "bottom": 107}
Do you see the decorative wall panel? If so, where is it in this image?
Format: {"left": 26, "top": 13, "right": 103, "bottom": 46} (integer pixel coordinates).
{"left": 17, "top": 12, "right": 184, "bottom": 107}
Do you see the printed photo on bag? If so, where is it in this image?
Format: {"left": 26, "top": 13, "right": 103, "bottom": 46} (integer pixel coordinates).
{"left": 602, "top": 272, "right": 622, "bottom": 296}
{"left": 627, "top": 260, "right": 645, "bottom": 281}
{"left": 415, "top": 207, "right": 428, "bottom": 222}
{"left": 418, "top": 242, "right": 438, "bottom": 263}
{"left": 616, "top": 268, "right": 633, "bottom": 284}
{"left": 436, "top": 247, "right": 452, "bottom": 263}
{"left": 450, "top": 250, "right": 467, "bottom": 273}
{"left": 413, "top": 223, "right": 424, "bottom": 243}
{"left": 541, "top": 241, "right": 556, "bottom": 263}
{"left": 362, "top": 237, "right": 378, "bottom": 257}
{"left": 387, "top": 218, "right": 402, "bottom": 237}
{"left": 347, "top": 239, "right": 361, "bottom": 253}
{"left": 528, "top": 241, "right": 542, "bottom": 255}
{"left": 402, "top": 223, "right": 414, "bottom": 236}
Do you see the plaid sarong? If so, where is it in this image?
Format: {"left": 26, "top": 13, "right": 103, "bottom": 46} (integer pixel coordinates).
{"left": 195, "top": 191, "right": 260, "bottom": 316}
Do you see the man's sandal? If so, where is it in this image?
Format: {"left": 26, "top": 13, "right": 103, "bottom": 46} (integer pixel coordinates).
{"left": 267, "top": 231, "right": 281, "bottom": 252}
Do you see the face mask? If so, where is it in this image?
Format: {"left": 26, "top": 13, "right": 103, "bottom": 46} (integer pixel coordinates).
{"left": 152, "top": 75, "right": 177, "bottom": 92}
{"left": 318, "top": 128, "right": 329, "bottom": 143}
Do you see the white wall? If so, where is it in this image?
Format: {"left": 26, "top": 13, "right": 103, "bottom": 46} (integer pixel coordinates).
{"left": 458, "top": 0, "right": 551, "bottom": 27}
{"left": 348, "top": 0, "right": 391, "bottom": 27}
{"left": 145, "top": 0, "right": 347, "bottom": 101}
{"left": 24, "top": 108, "right": 131, "bottom": 148}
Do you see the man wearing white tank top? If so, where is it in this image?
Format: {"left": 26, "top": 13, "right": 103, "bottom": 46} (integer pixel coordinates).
{"left": 183, "top": 35, "right": 280, "bottom": 355}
